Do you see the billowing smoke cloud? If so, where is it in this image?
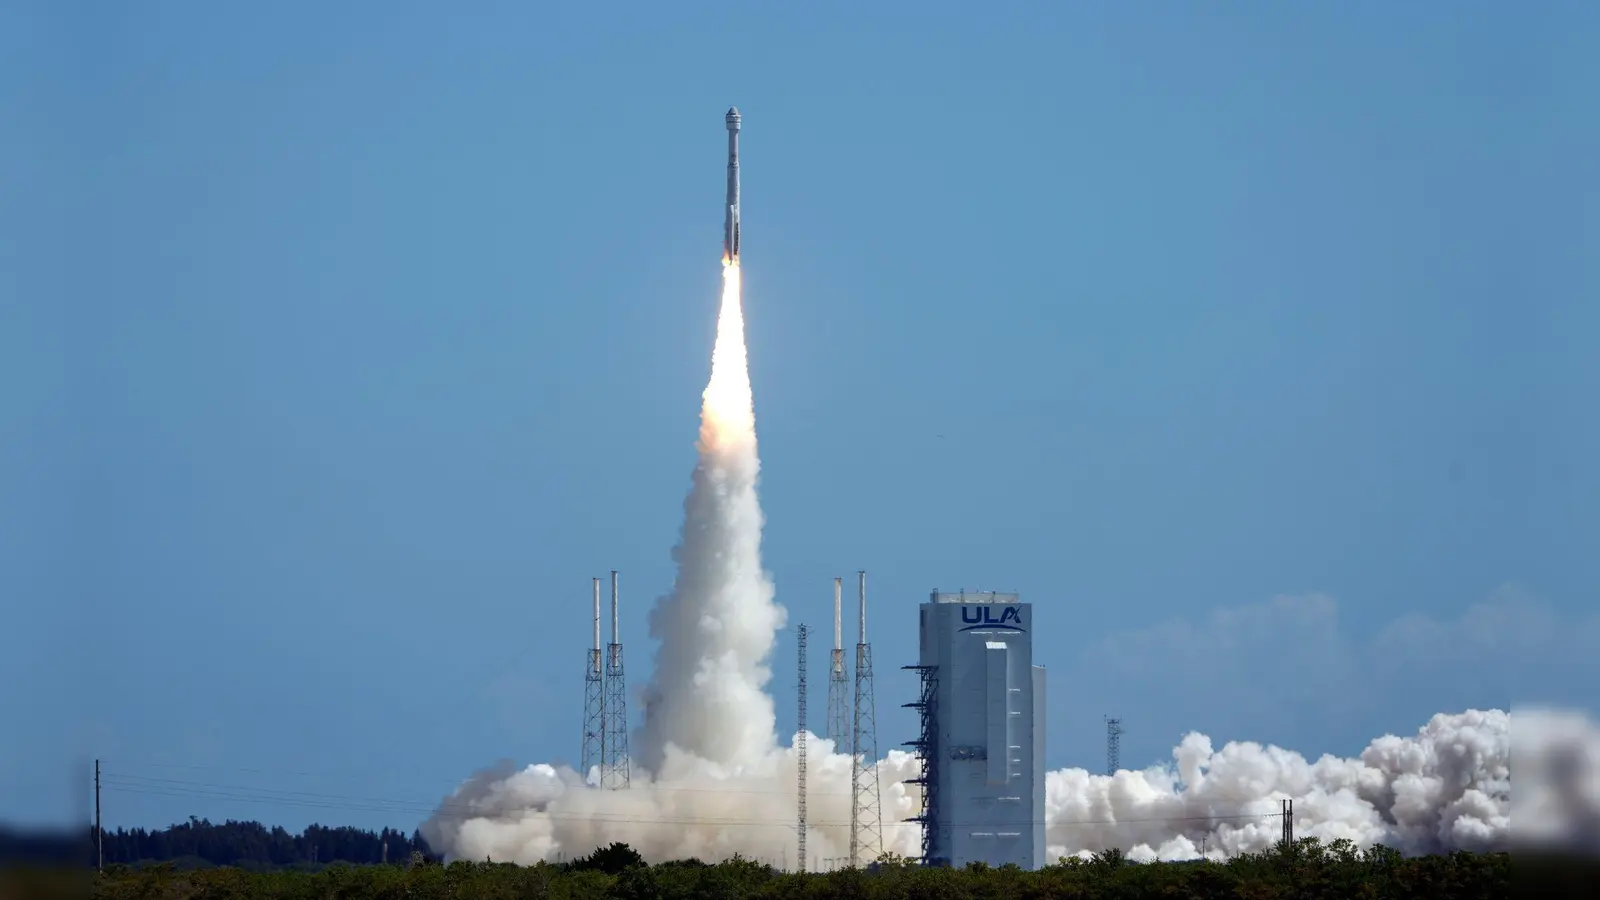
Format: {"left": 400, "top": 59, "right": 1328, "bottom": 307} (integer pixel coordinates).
{"left": 1044, "top": 708, "right": 1517, "bottom": 862}
{"left": 425, "top": 706, "right": 1598, "bottom": 865}
{"left": 418, "top": 262, "right": 1598, "bottom": 866}
{"left": 422, "top": 739, "right": 922, "bottom": 866}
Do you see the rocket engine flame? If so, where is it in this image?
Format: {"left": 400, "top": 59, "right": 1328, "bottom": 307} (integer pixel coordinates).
{"left": 697, "top": 262, "right": 755, "bottom": 453}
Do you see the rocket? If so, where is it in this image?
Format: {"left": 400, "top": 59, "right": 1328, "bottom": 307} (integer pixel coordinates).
{"left": 723, "top": 107, "right": 741, "bottom": 262}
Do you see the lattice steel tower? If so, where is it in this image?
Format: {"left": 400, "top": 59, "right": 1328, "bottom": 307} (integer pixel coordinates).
{"left": 826, "top": 577, "right": 850, "bottom": 750}
{"left": 602, "top": 571, "right": 630, "bottom": 788}
{"left": 581, "top": 577, "right": 605, "bottom": 783}
{"left": 850, "top": 570, "right": 883, "bottom": 865}
{"left": 1105, "top": 716, "right": 1122, "bottom": 776}
{"left": 796, "top": 624, "right": 809, "bottom": 873}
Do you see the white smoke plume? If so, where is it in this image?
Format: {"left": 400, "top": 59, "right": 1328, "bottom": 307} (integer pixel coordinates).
{"left": 419, "top": 262, "right": 1599, "bottom": 867}
{"left": 1043, "top": 708, "right": 1521, "bottom": 863}
{"left": 422, "top": 739, "right": 923, "bottom": 867}
{"left": 633, "top": 262, "right": 785, "bottom": 775}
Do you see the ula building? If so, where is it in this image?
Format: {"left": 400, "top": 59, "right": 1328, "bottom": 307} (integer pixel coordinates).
{"left": 907, "top": 591, "right": 1045, "bottom": 868}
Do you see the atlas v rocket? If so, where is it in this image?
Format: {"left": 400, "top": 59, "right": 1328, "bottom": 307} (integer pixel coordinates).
{"left": 723, "top": 107, "right": 741, "bottom": 262}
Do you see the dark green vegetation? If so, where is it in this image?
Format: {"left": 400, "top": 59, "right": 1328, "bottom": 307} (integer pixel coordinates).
{"left": 74, "top": 839, "right": 1525, "bottom": 900}
{"left": 98, "top": 818, "right": 438, "bottom": 870}
{"left": 1, "top": 819, "right": 439, "bottom": 871}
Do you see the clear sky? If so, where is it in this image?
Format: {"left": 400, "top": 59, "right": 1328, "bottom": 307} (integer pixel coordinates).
{"left": 3, "top": 1, "right": 1596, "bottom": 832}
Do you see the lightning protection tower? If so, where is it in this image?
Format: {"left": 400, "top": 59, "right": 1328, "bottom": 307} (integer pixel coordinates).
{"left": 1105, "top": 716, "right": 1122, "bottom": 776}
{"left": 602, "top": 570, "right": 631, "bottom": 789}
{"left": 850, "top": 570, "right": 884, "bottom": 865}
{"left": 827, "top": 577, "right": 850, "bottom": 751}
{"left": 797, "top": 623, "right": 808, "bottom": 873}
{"left": 581, "top": 577, "right": 605, "bottom": 783}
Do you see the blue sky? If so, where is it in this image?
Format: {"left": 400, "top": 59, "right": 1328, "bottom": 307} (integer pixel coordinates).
{"left": 3, "top": 1, "right": 1595, "bottom": 832}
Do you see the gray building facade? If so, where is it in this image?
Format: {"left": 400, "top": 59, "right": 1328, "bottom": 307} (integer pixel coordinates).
{"left": 909, "top": 591, "right": 1045, "bottom": 868}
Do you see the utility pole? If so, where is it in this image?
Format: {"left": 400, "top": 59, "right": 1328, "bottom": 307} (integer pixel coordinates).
{"left": 1280, "top": 798, "right": 1294, "bottom": 848}
{"left": 94, "top": 759, "right": 102, "bottom": 872}
{"left": 797, "top": 624, "right": 808, "bottom": 874}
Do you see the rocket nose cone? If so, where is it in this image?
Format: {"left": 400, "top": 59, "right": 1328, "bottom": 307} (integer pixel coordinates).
{"left": 726, "top": 106, "right": 739, "bottom": 117}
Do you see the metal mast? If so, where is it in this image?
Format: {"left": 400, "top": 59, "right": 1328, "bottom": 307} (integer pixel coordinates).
{"left": 826, "top": 577, "right": 850, "bottom": 750}
{"left": 1105, "top": 716, "right": 1122, "bottom": 776}
{"left": 850, "top": 570, "right": 883, "bottom": 865}
{"left": 797, "top": 624, "right": 808, "bottom": 873}
{"left": 602, "top": 570, "right": 631, "bottom": 788}
{"left": 581, "top": 577, "right": 605, "bottom": 783}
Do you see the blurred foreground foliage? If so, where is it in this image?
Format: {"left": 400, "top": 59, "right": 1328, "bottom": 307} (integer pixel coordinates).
{"left": 44, "top": 837, "right": 1543, "bottom": 900}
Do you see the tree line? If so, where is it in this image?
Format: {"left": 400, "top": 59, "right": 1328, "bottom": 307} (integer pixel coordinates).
{"left": 1, "top": 818, "right": 440, "bottom": 870}
{"left": 61, "top": 839, "right": 1539, "bottom": 900}
{"left": 10, "top": 820, "right": 1594, "bottom": 898}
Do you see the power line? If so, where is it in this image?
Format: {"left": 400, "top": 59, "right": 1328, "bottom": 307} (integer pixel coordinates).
{"left": 98, "top": 778, "right": 1286, "bottom": 831}
{"left": 102, "top": 771, "right": 855, "bottom": 801}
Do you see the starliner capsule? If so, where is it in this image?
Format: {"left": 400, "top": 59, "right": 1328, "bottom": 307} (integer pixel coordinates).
{"left": 723, "top": 107, "right": 741, "bottom": 262}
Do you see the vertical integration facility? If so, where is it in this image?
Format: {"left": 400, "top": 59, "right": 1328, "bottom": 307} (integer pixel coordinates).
{"left": 907, "top": 591, "right": 1045, "bottom": 869}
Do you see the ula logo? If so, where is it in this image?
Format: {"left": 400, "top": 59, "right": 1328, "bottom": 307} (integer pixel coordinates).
{"left": 959, "top": 606, "right": 1025, "bottom": 632}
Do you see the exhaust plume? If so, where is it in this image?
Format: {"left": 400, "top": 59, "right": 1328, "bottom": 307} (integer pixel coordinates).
{"left": 634, "top": 261, "right": 785, "bottom": 775}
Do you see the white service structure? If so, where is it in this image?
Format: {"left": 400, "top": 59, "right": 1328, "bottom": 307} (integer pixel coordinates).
{"left": 909, "top": 591, "right": 1045, "bottom": 869}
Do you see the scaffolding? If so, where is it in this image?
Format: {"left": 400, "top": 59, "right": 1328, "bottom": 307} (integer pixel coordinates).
{"left": 902, "top": 664, "right": 939, "bottom": 866}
